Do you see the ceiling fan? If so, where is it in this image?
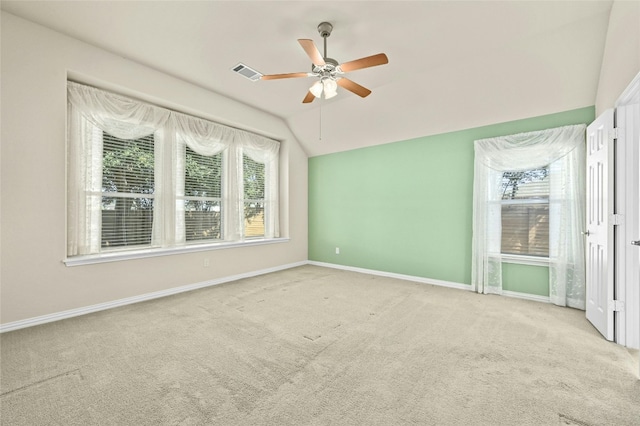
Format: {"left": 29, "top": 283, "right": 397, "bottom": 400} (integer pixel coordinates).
{"left": 261, "top": 22, "right": 389, "bottom": 103}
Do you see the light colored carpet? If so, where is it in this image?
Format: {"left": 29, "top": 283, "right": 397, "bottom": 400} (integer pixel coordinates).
{"left": 1, "top": 265, "right": 638, "bottom": 425}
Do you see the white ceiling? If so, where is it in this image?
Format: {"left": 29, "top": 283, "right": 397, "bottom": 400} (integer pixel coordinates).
{"left": 1, "top": 1, "right": 613, "bottom": 157}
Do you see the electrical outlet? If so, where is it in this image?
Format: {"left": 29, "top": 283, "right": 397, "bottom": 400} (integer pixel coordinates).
{"left": 335, "top": 247, "right": 340, "bottom": 254}
{"left": 203, "top": 258, "right": 210, "bottom": 267}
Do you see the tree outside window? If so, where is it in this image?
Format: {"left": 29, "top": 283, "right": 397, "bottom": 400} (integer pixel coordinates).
{"left": 501, "top": 167, "right": 549, "bottom": 257}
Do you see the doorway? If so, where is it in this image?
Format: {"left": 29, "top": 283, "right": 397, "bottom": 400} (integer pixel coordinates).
{"left": 586, "top": 72, "right": 639, "bottom": 353}
{"left": 614, "top": 73, "right": 640, "bottom": 350}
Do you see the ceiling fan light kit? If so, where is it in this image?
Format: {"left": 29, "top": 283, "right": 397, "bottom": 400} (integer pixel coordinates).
{"left": 310, "top": 78, "right": 338, "bottom": 99}
{"left": 259, "top": 21, "right": 388, "bottom": 103}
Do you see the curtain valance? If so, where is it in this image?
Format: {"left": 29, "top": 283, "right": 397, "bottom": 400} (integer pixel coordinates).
{"left": 472, "top": 124, "right": 586, "bottom": 309}
{"left": 67, "top": 81, "right": 170, "bottom": 140}
{"left": 474, "top": 125, "right": 585, "bottom": 171}
{"left": 66, "top": 81, "right": 280, "bottom": 257}
{"left": 67, "top": 81, "right": 280, "bottom": 155}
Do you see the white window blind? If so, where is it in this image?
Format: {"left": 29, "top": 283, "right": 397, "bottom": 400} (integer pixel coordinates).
{"left": 472, "top": 124, "right": 586, "bottom": 309}
{"left": 67, "top": 81, "right": 280, "bottom": 258}
{"left": 101, "top": 132, "right": 155, "bottom": 249}
{"left": 501, "top": 167, "right": 549, "bottom": 257}
{"left": 243, "top": 154, "right": 265, "bottom": 238}
{"left": 183, "top": 147, "right": 223, "bottom": 242}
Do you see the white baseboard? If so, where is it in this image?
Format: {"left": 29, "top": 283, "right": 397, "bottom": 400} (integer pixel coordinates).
{"left": 308, "top": 261, "right": 551, "bottom": 304}
{"left": 1, "top": 260, "right": 551, "bottom": 333}
{"left": 307, "top": 261, "right": 473, "bottom": 292}
{"left": 0, "top": 261, "right": 308, "bottom": 333}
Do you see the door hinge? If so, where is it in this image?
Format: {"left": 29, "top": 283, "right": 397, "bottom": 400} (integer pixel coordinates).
{"left": 609, "top": 300, "right": 625, "bottom": 312}
{"left": 610, "top": 214, "right": 624, "bottom": 226}
{"left": 613, "top": 127, "right": 619, "bottom": 140}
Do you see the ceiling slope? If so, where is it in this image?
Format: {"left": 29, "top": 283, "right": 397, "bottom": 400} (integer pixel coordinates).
{"left": 1, "top": 1, "right": 613, "bottom": 156}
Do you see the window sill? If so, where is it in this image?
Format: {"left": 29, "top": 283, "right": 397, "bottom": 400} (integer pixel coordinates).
{"left": 501, "top": 254, "right": 549, "bottom": 267}
{"left": 63, "top": 237, "right": 290, "bottom": 267}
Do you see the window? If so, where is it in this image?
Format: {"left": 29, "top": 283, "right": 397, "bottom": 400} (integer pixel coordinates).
{"left": 472, "top": 124, "right": 586, "bottom": 307}
{"left": 243, "top": 154, "right": 265, "bottom": 238}
{"left": 183, "top": 147, "right": 223, "bottom": 242}
{"left": 66, "top": 81, "right": 280, "bottom": 260}
{"left": 500, "top": 167, "right": 549, "bottom": 257}
{"left": 101, "top": 132, "right": 155, "bottom": 249}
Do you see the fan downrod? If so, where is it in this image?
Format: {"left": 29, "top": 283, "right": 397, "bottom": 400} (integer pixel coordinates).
{"left": 317, "top": 22, "right": 333, "bottom": 60}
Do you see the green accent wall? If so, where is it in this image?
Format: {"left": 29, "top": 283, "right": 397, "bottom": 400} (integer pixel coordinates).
{"left": 502, "top": 263, "right": 549, "bottom": 296}
{"left": 308, "top": 106, "right": 595, "bottom": 295}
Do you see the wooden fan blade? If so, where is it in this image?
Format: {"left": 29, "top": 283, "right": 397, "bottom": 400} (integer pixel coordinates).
{"left": 339, "top": 53, "right": 388, "bottom": 73}
{"left": 298, "top": 39, "right": 326, "bottom": 66}
{"left": 336, "top": 78, "right": 372, "bottom": 98}
{"left": 261, "top": 72, "right": 310, "bottom": 80}
{"left": 302, "top": 91, "right": 315, "bottom": 103}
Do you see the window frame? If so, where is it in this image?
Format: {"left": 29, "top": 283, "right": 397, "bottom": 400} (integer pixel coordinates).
{"left": 241, "top": 153, "right": 267, "bottom": 239}
{"left": 65, "top": 81, "right": 282, "bottom": 266}
{"left": 499, "top": 167, "right": 550, "bottom": 264}
{"left": 501, "top": 254, "right": 549, "bottom": 267}
{"left": 63, "top": 237, "right": 290, "bottom": 266}
{"left": 100, "top": 131, "right": 156, "bottom": 251}
{"left": 181, "top": 146, "right": 224, "bottom": 244}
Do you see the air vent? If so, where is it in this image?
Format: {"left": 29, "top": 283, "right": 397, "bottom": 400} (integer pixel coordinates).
{"left": 232, "top": 63, "right": 263, "bottom": 81}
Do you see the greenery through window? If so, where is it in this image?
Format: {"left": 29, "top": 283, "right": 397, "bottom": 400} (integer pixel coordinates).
{"left": 67, "top": 81, "right": 280, "bottom": 259}
{"left": 101, "top": 132, "right": 155, "bottom": 248}
{"left": 184, "top": 147, "right": 223, "bottom": 242}
{"left": 501, "top": 167, "right": 549, "bottom": 257}
{"left": 243, "top": 154, "right": 265, "bottom": 238}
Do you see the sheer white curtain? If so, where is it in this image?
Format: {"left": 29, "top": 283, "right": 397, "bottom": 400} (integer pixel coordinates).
{"left": 171, "top": 112, "right": 280, "bottom": 242}
{"left": 67, "top": 81, "right": 280, "bottom": 256}
{"left": 67, "top": 82, "right": 170, "bottom": 255}
{"left": 172, "top": 112, "right": 231, "bottom": 243}
{"left": 472, "top": 124, "right": 586, "bottom": 309}
{"left": 235, "top": 131, "right": 280, "bottom": 239}
{"left": 67, "top": 103, "right": 103, "bottom": 255}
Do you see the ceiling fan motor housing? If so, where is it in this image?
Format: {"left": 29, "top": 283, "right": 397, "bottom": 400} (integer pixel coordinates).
{"left": 312, "top": 57, "right": 339, "bottom": 77}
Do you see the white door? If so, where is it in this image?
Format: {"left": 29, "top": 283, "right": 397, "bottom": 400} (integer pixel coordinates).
{"left": 585, "top": 109, "right": 615, "bottom": 341}
{"left": 635, "top": 133, "right": 640, "bottom": 375}
{"left": 636, "top": 110, "right": 639, "bottom": 377}
{"left": 617, "top": 101, "right": 640, "bottom": 349}
{"left": 629, "top": 101, "right": 640, "bottom": 376}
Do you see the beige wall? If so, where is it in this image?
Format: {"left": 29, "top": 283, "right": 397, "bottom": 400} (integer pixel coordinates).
{"left": 595, "top": 0, "right": 640, "bottom": 113}
{"left": 0, "top": 13, "right": 308, "bottom": 325}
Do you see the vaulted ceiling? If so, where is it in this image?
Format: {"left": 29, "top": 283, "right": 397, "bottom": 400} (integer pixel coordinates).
{"left": 1, "top": 1, "right": 613, "bottom": 156}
